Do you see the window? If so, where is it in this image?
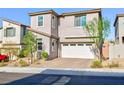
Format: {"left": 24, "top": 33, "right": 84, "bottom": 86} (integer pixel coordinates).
{"left": 37, "top": 42, "right": 42, "bottom": 50}
{"left": 122, "top": 37, "right": 124, "bottom": 44}
{"left": 63, "top": 44, "right": 68, "bottom": 46}
{"left": 52, "top": 42, "right": 54, "bottom": 46}
{"left": 52, "top": 40, "right": 56, "bottom": 51}
{"left": 38, "top": 16, "right": 44, "bottom": 26}
{"left": 78, "top": 44, "right": 84, "bottom": 46}
{"left": 70, "top": 44, "right": 76, "bottom": 46}
{"left": 74, "top": 16, "right": 86, "bottom": 27}
{"left": 4, "top": 27, "right": 16, "bottom": 37}
{"left": 86, "top": 44, "right": 92, "bottom": 46}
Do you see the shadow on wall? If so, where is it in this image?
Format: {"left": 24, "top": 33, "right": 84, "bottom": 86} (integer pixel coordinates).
{"left": 2, "top": 69, "right": 124, "bottom": 85}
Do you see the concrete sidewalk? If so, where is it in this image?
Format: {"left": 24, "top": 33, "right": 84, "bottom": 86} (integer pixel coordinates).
{"left": 1, "top": 67, "right": 124, "bottom": 77}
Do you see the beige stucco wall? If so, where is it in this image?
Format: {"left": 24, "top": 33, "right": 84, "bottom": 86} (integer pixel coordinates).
{"left": 0, "top": 29, "right": 2, "bottom": 48}
{"left": 115, "top": 20, "right": 119, "bottom": 44}
{"left": 110, "top": 17, "right": 124, "bottom": 60}
{"left": 30, "top": 14, "right": 51, "bottom": 35}
{"left": 20, "top": 26, "right": 27, "bottom": 43}
{"left": 30, "top": 13, "right": 58, "bottom": 59}
{"left": 33, "top": 32, "right": 50, "bottom": 54}
{"left": 2, "top": 21, "right": 21, "bottom": 45}
{"left": 109, "top": 44, "right": 124, "bottom": 60}
{"left": 50, "top": 38, "right": 58, "bottom": 59}
{"left": 0, "top": 29, "right": 2, "bottom": 42}
{"left": 51, "top": 15, "right": 58, "bottom": 37}
{"left": 118, "top": 17, "right": 124, "bottom": 44}
{"left": 30, "top": 14, "right": 58, "bottom": 37}
{"left": 58, "top": 13, "right": 99, "bottom": 42}
{"left": 32, "top": 32, "right": 58, "bottom": 59}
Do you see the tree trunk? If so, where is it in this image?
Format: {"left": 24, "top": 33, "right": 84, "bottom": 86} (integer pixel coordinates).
{"left": 99, "top": 38, "right": 104, "bottom": 62}
{"left": 31, "top": 52, "right": 33, "bottom": 64}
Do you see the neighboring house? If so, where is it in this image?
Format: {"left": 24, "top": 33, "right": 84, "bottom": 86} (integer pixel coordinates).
{"left": 109, "top": 14, "right": 124, "bottom": 60}
{"left": 0, "top": 18, "right": 28, "bottom": 55}
{"left": 0, "top": 8, "right": 101, "bottom": 59}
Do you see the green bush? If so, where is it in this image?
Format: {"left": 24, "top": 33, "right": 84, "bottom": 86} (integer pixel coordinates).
{"left": 108, "top": 62, "right": 119, "bottom": 68}
{"left": 91, "top": 60, "right": 103, "bottom": 68}
{"left": 4, "top": 57, "right": 9, "bottom": 62}
{"left": 41, "top": 51, "right": 48, "bottom": 60}
{"left": 19, "top": 60, "right": 29, "bottom": 67}
{"left": 0, "top": 61, "right": 6, "bottom": 67}
{"left": 18, "top": 49, "right": 29, "bottom": 58}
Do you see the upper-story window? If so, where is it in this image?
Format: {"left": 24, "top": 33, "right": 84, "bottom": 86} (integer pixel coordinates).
{"left": 38, "top": 16, "right": 44, "bottom": 26}
{"left": 74, "top": 15, "right": 86, "bottom": 27}
{"left": 4, "top": 27, "right": 16, "bottom": 37}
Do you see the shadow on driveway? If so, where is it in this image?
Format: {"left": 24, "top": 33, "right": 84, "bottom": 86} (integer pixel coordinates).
{"left": 2, "top": 69, "right": 124, "bottom": 85}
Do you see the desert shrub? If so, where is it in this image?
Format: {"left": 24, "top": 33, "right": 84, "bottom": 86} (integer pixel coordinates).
{"left": 4, "top": 57, "right": 9, "bottom": 62}
{"left": 0, "top": 60, "right": 6, "bottom": 67}
{"left": 18, "top": 49, "right": 29, "bottom": 58}
{"left": 19, "top": 60, "right": 29, "bottom": 67}
{"left": 108, "top": 62, "right": 119, "bottom": 68}
{"left": 91, "top": 60, "right": 103, "bottom": 68}
{"left": 41, "top": 51, "right": 48, "bottom": 60}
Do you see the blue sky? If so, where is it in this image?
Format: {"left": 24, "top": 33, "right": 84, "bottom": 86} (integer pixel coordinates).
{"left": 0, "top": 8, "right": 124, "bottom": 40}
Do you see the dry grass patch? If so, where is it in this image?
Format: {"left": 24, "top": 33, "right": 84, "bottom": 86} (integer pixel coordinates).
{"left": 19, "top": 60, "right": 29, "bottom": 67}
{"left": 91, "top": 60, "right": 103, "bottom": 68}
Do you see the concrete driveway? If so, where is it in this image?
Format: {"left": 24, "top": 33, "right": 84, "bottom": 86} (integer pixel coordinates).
{"left": 31, "top": 58, "right": 92, "bottom": 68}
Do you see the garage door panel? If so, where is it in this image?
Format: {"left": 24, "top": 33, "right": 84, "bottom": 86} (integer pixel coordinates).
{"left": 61, "top": 44, "right": 94, "bottom": 59}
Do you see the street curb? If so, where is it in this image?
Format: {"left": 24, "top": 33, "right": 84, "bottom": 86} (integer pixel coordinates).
{"left": 0, "top": 67, "right": 124, "bottom": 77}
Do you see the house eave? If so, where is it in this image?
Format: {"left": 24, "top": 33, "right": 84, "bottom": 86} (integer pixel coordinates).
{"left": 65, "top": 36, "right": 99, "bottom": 39}
{"left": 27, "top": 27, "right": 59, "bottom": 39}
{"left": 59, "top": 8, "right": 101, "bottom": 17}
{"left": 114, "top": 14, "right": 124, "bottom": 26}
{"left": 1, "top": 18, "right": 29, "bottom": 27}
{"left": 60, "top": 41, "right": 95, "bottom": 43}
{"left": 28, "top": 10, "right": 59, "bottom": 16}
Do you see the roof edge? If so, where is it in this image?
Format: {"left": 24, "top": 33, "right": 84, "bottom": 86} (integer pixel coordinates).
{"left": 59, "top": 8, "right": 101, "bottom": 16}
{"left": 28, "top": 9, "right": 58, "bottom": 16}
{"left": 114, "top": 14, "right": 124, "bottom": 26}
{"left": 1, "top": 18, "right": 29, "bottom": 27}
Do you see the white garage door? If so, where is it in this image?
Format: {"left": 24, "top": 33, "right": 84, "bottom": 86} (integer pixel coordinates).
{"left": 61, "top": 43, "right": 94, "bottom": 59}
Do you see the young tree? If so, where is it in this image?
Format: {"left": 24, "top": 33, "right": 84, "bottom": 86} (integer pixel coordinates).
{"left": 22, "top": 31, "right": 37, "bottom": 63}
{"left": 86, "top": 18, "right": 110, "bottom": 62}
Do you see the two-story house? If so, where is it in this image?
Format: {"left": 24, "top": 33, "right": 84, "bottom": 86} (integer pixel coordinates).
{"left": 0, "top": 8, "right": 101, "bottom": 59}
{"left": 0, "top": 18, "right": 28, "bottom": 54}
{"left": 109, "top": 14, "right": 124, "bottom": 60}
{"left": 58, "top": 9, "right": 101, "bottom": 59}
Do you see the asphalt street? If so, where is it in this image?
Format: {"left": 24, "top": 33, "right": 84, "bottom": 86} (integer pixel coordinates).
{"left": 0, "top": 72, "right": 124, "bottom": 85}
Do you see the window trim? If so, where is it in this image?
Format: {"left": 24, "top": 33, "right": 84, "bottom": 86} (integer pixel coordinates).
{"left": 74, "top": 15, "right": 86, "bottom": 27}
{"left": 37, "top": 38, "right": 43, "bottom": 51}
{"left": 38, "top": 15, "right": 44, "bottom": 27}
{"left": 4, "top": 27, "right": 16, "bottom": 37}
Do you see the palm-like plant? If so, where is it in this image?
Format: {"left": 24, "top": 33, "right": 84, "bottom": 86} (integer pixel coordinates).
{"left": 86, "top": 17, "right": 110, "bottom": 62}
